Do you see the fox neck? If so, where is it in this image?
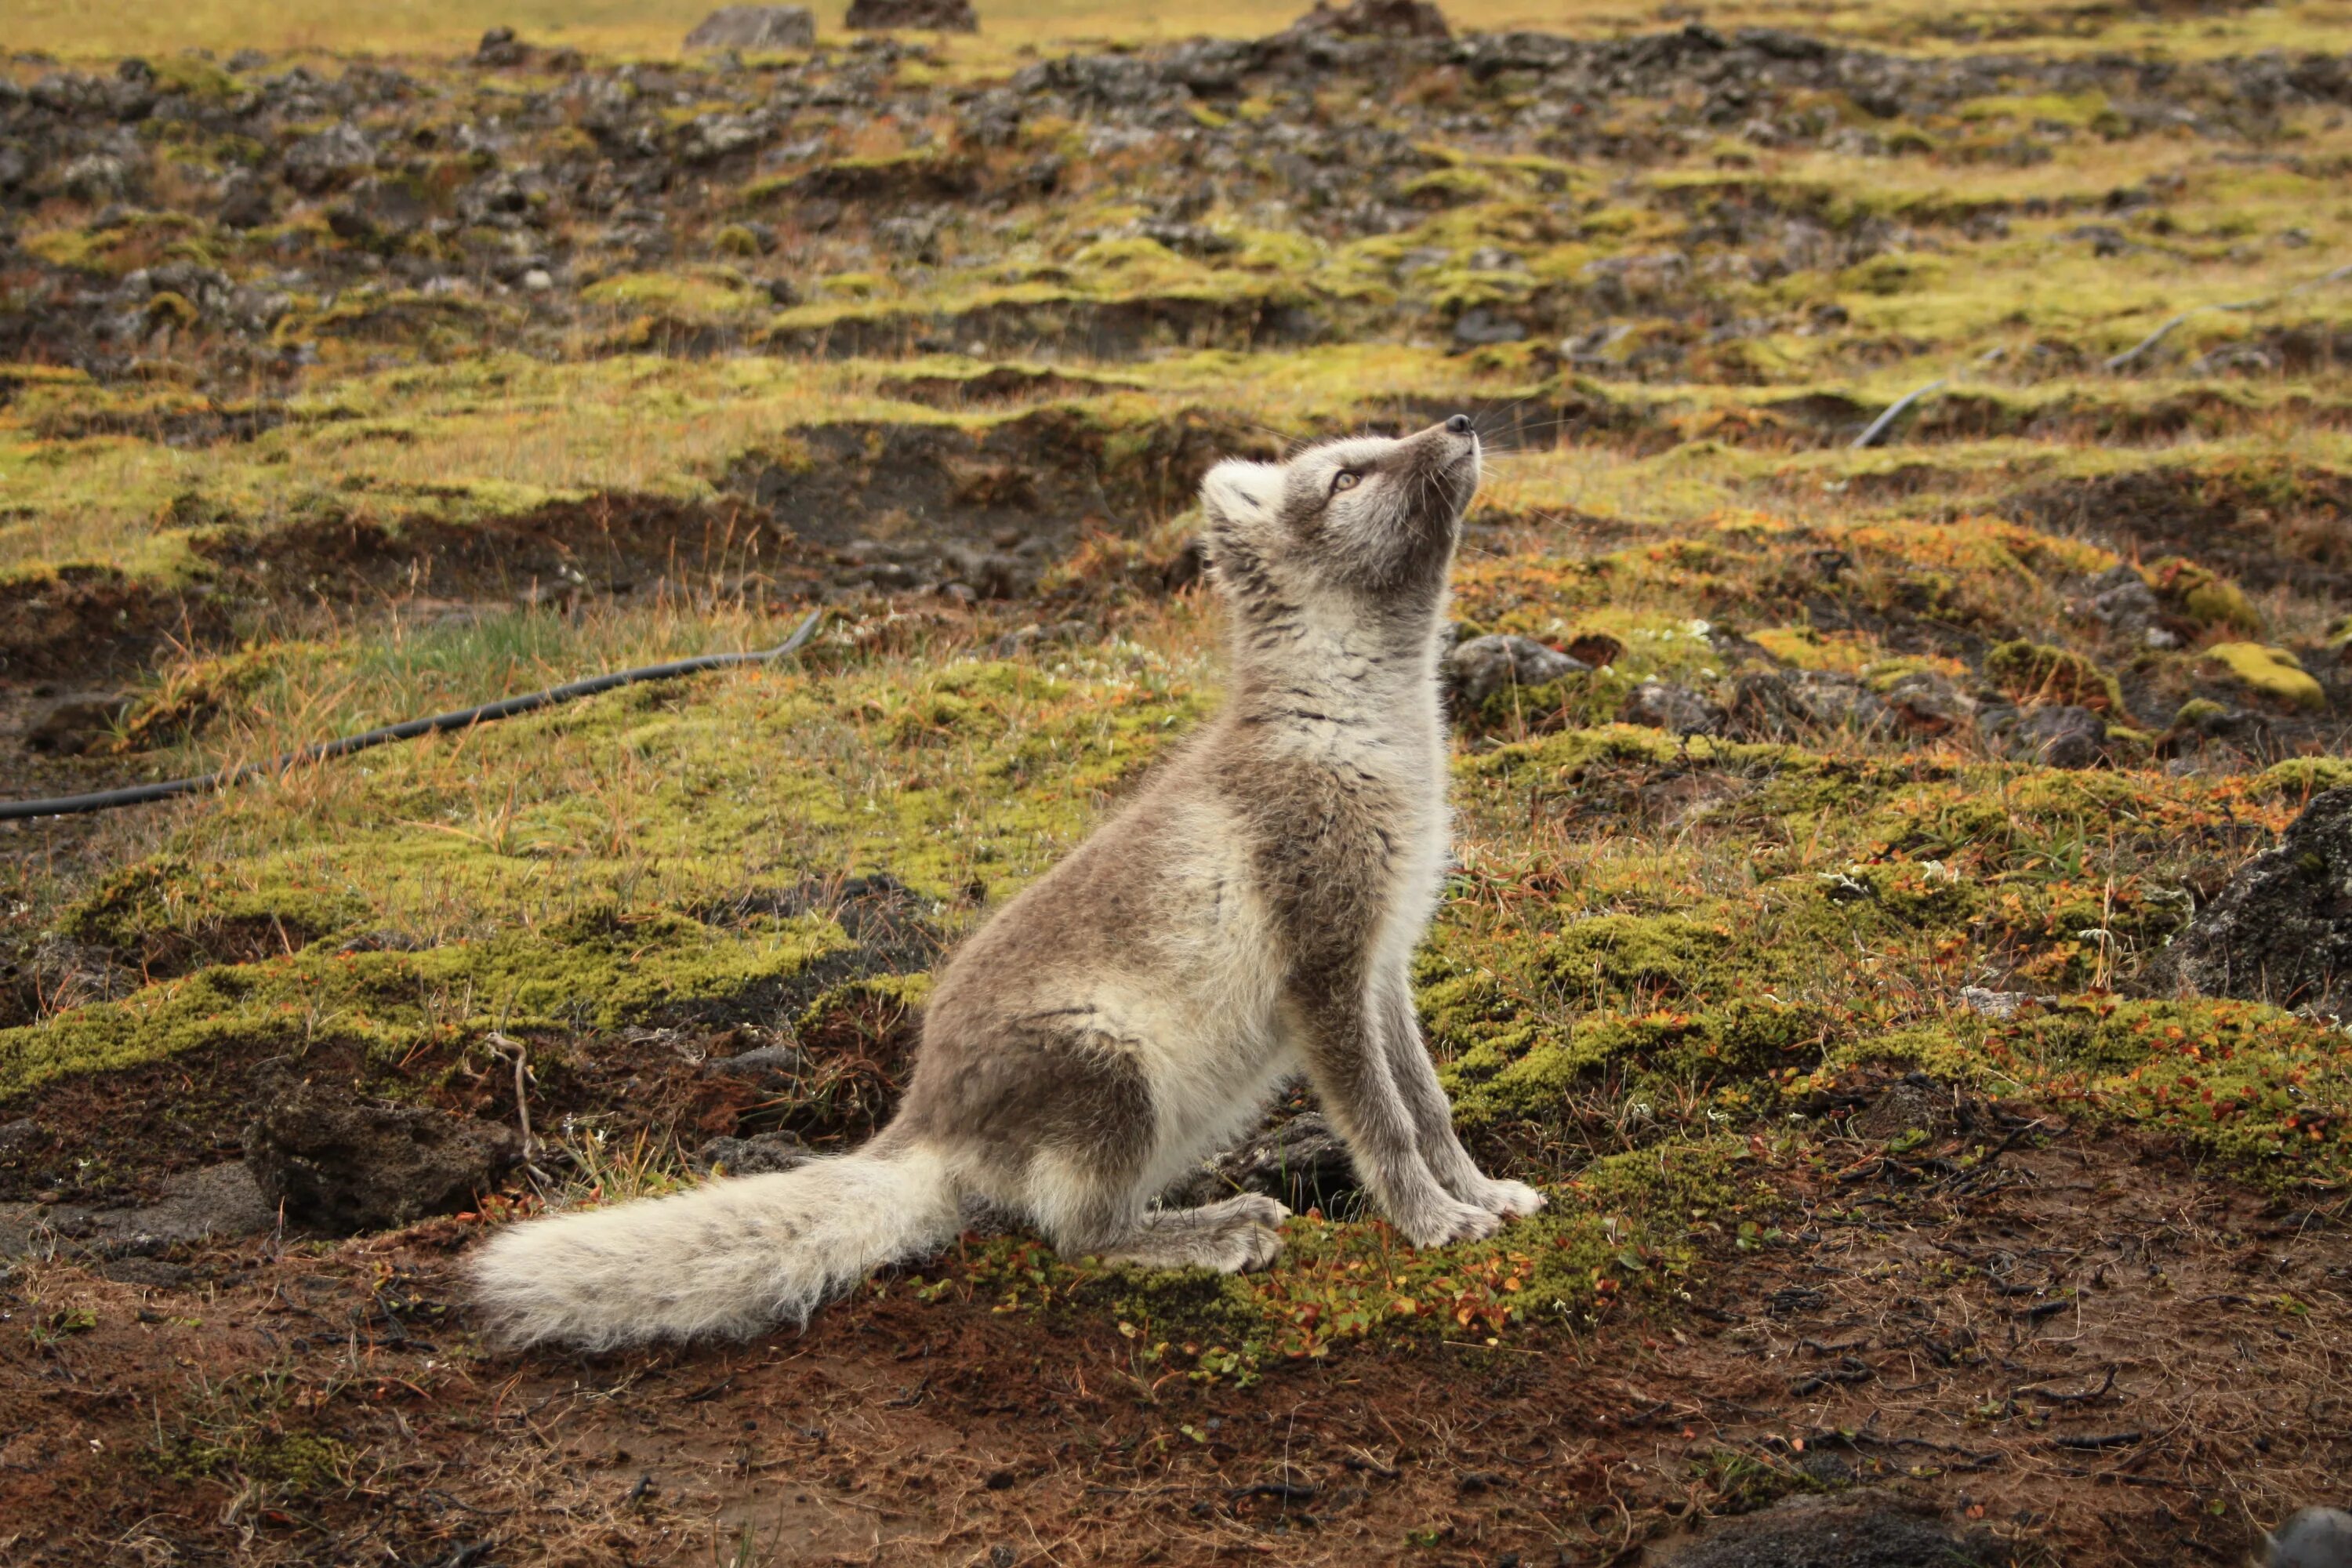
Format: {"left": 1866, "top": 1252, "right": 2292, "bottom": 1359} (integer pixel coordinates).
{"left": 1224, "top": 580, "right": 1452, "bottom": 756}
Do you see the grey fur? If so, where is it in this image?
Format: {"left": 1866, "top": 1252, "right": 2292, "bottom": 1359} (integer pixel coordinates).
{"left": 470, "top": 419, "right": 1544, "bottom": 1350}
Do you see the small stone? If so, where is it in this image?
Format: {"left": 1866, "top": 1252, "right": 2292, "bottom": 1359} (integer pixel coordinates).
{"left": 1989, "top": 705, "right": 2107, "bottom": 769}
{"left": 1958, "top": 985, "right": 2033, "bottom": 1021}
{"left": 520, "top": 267, "right": 554, "bottom": 291}
{"left": 691, "top": 1131, "right": 815, "bottom": 1178}
{"left": 1451, "top": 307, "right": 1526, "bottom": 347}
{"left": 1619, "top": 681, "right": 1726, "bottom": 735}
{"left": 699, "top": 1044, "right": 805, "bottom": 1081}
{"left": 1881, "top": 670, "right": 1973, "bottom": 736}
{"left": 1447, "top": 634, "right": 1587, "bottom": 706}
{"left": 684, "top": 6, "right": 818, "bottom": 51}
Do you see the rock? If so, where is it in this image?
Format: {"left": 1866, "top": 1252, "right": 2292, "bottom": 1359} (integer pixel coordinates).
{"left": 58, "top": 153, "right": 129, "bottom": 201}
{"left": 1854, "top": 1075, "right": 1951, "bottom": 1142}
{"left": 1880, "top": 670, "right": 1973, "bottom": 736}
{"left": 2270, "top": 1508, "right": 2352, "bottom": 1568}
{"left": 1447, "top": 634, "right": 1587, "bottom": 706}
{"left": 1619, "top": 681, "right": 1726, "bottom": 735}
{"left": 282, "top": 120, "right": 378, "bottom": 194}
{"left": 1282, "top": 0, "right": 1451, "bottom": 39}
{"left": 1958, "top": 985, "right": 2037, "bottom": 1020}
{"left": 2161, "top": 698, "right": 2277, "bottom": 759}
{"left": 1664, "top": 1494, "right": 1992, "bottom": 1567}
{"left": 691, "top": 1131, "right": 815, "bottom": 1177}
{"left": 217, "top": 169, "right": 275, "bottom": 230}
{"left": 242, "top": 1073, "right": 520, "bottom": 1233}
{"left": 81, "top": 1164, "right": 277, "bottom": 1256}
{"left": 474, "top": 27, "right": 532, "bottom": 67}
{"left": 1729, "top": 670, "right": 1891, "bottom": 739}
{"left": 24, "top": 690, "right": 132, "bottom": 754}
{"left": 2143, "top": 787, "right": 2352, "bottom": 1012}
{"left": 0, "top": 1165, "right": 275, "bottom": 1262}
{"left": 1161, "top": 1111, "right": 1356, "bottom": 1213}
{"left": 684, "top": 6, "right": 818, "bottom": 51}
{"left": 700, "top": 1042, "right": 805, "bottom": 1082}
{"left": 1451, "top": 307, "right": 1526, "bottom": 347}
{"left": 844, "top": 0, "right": 979, "bottom": 31}
{"left": 1985, "top": 703, "right": 2108, "bottom": 769}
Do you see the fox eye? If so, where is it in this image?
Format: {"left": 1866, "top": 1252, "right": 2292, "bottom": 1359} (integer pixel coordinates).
{"left": 1330, "top": 470, "right": 1362, "bottom": 494}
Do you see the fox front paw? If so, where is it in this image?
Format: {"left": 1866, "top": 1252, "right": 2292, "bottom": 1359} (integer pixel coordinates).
{"left": 1461, "top": 1178, "right": 1546, "bottom": 1218}
{"left": 1396, "top": 1198, "right": 1502, "bottom": 1249}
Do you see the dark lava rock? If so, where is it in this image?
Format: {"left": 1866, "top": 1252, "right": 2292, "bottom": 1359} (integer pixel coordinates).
{"left": 1447, "top": 633, "right": 1587, "bottom": 706}
{"left": 685, "top": 6, "right": 818, "bottom": 50}
{"left": 1, "top": 1164, "right": 276, "bottom": 1262}
{"left": 1620, "top": 681, "right": 1726, "bottom": 735}
{"left": 216, "top": 170, "right": 276, "bottom": 230}
{"left": 243, "top": 1074, "right": 520, "bottom": 1233}
{"left": 1984, "top": 703, "right": 2107, "bottom": 769}
{"left": 474, "top": 27, "right": 532, "bottom": 67}
{"left": 1283, "top": 0, "right": 1451, "bottom": 39}
{"left": 1665, "top": 1495, "right": 1992, "bottom": 1567}
{"left": 1162, "top": 1112, "right": 1356, "bottom": 1213}
{"left": 24, "top": 690, "right": 132, "bottom": 754}
{"left": 844, "top": 0, "right": 979, "bottom": 31}
{"left": 691, "top": 1131, "right": 815, "bottom": 1177}
{"left": 2143, "top": 787, "right": 2352, "bottom": 1012}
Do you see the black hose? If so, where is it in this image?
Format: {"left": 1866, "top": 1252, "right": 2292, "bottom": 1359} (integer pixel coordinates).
{"left": 0, "top": 608, "right": 825, "bottom": 822}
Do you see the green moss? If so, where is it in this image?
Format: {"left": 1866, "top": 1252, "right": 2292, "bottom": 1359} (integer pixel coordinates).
{"left": 948, "top": 1134, "right": 1759, "bottom": 1374}
{"left": 2146, "top": 557, "right": 2260, "bottom": 634}
{"left": 0, "top": 909, "right": 855, "bottom": 1102}
{"left": 1984, "top": 639, "right": 2122, "bottom": 713}
{"left": 1844, "top": 999, "right": 2352, "bottom": 1186}
{"left": 2202, "top": 643, "right": 2325, "bottom": 710}
{"left": 581, "top": 269, "right": 765, "bottom": 321}
{"left": 2250, "top": 757, "right": 2352, "bottom": 799}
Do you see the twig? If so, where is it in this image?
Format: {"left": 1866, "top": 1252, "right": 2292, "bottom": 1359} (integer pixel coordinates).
{"left": 2012, "top": 1366, "right": 2118, "bottom": 1406}
{"left": 2047, "top": 1430, "right": 2143, "bottom": 1450}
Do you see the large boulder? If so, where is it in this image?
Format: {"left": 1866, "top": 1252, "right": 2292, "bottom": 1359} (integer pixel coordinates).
{"left": 2143, "top": 787, "right": 2352, "bottom": 1011}
{"left": 243, "top": 1073, "right": 520, "bottom": 1233}
{"left": 684, "top": 6, "right": 818, "bottom": 50}
{"left": 844, "top": 0, "right": 979, "bottom": 31}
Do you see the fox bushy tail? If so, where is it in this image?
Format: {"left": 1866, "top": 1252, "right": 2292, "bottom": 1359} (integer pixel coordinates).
{"left": 470, "top": 1139, "right": 960, "bottom": 1349}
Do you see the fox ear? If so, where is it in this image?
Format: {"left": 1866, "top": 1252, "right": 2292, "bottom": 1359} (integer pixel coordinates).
{"left": 1200, "top": 459, "right": 1282, "bottom": 528}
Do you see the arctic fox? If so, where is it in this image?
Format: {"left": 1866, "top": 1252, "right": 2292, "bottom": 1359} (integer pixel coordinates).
{"left": 471, "top": 415, "right": 1544, "bottom": 1348}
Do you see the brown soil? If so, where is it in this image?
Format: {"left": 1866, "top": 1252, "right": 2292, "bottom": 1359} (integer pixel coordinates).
{"left": 2, "top": 1079, "right": 2343, "bottom": 1567}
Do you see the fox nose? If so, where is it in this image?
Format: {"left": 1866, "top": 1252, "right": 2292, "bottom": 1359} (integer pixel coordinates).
{"left": 1444, "top": 414, "right": 1474, "bottom": 436}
